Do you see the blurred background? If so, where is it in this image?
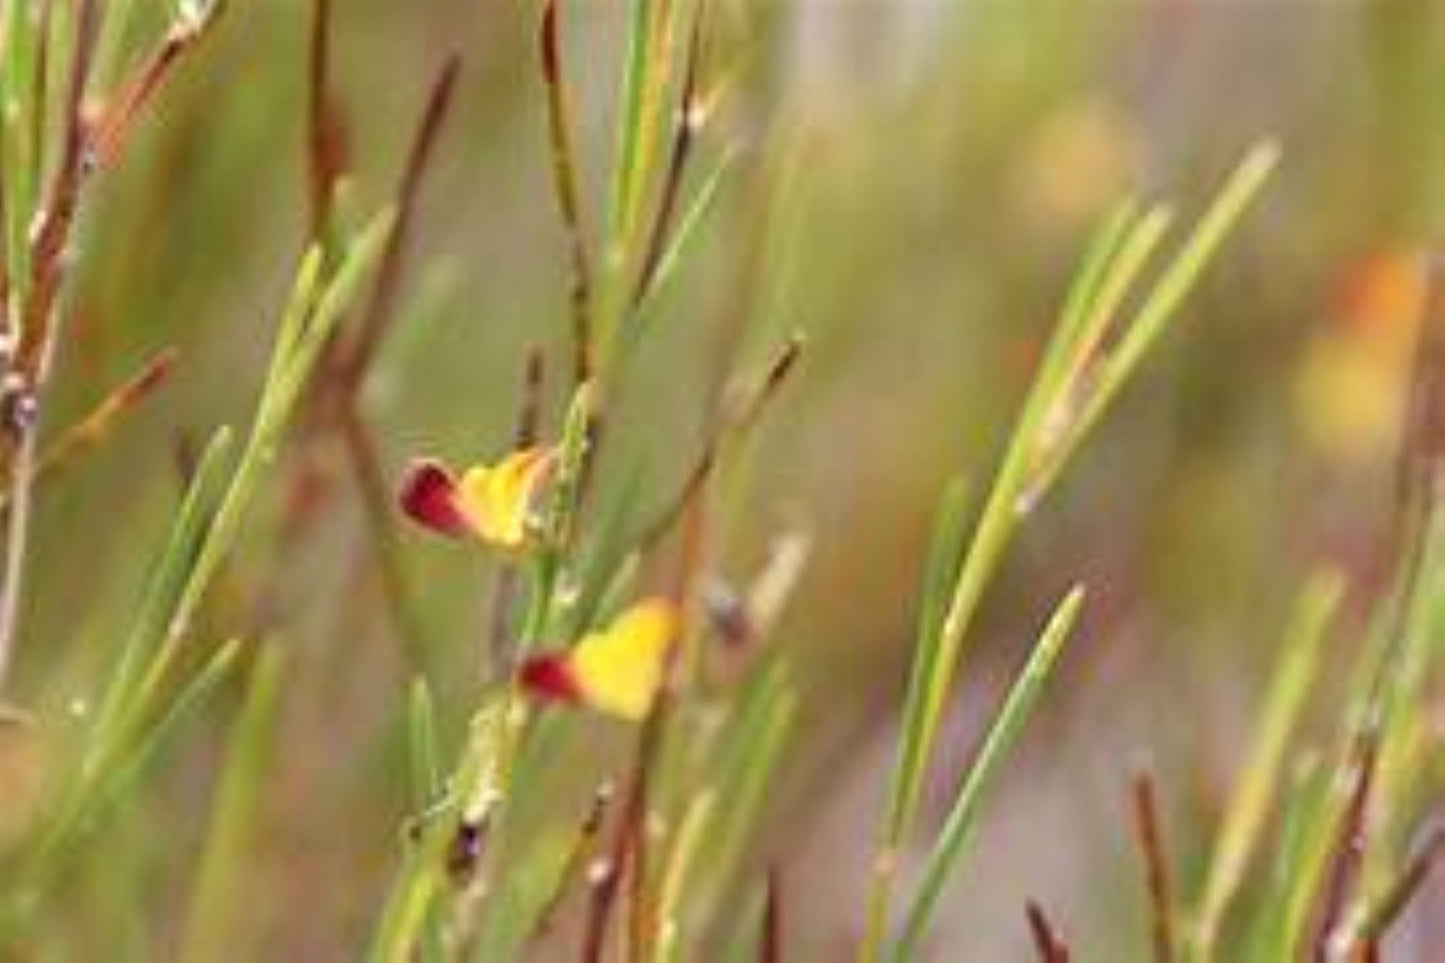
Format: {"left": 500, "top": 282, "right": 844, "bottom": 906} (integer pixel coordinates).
{"left": 13, "top": 0, "right": 1445, "bottom": 956}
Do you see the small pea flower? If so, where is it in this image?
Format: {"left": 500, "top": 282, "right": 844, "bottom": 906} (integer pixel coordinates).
{"left": 398, "top": 447, "right": 556, "bottom": 550}
{"left": 518, "top": 598, "right": 678, "bottom": 721}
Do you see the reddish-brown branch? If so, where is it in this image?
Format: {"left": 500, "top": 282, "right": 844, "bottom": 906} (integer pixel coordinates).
{"left": 637, "top": 334, "right": 802, "bottom": 551}
{"left": 486, "top": 349, "right": 546, "bottom": 672}
{"left": 582, "top": 776, "right": 637, "bottom": 962}
{"left": 1130, "top": 772, "right": 1176, "bottom": 963}
{"left": 306, "top": 0, "right": 346, "bottom": 245}
{"left": 16, "top": 0, "right": 100, "bottom": 383}
{"left": 633, "top": 2, "right": 707, "bottom": 308}
{"left": 340, "top": 53, "right": 461, "bottom": 388}
{"left": 582, "top": 701, "right": 664, "bottom": 963}
{"left": 583, "top": 562, "right": 696, "bottom": 962}
{"left": 538, "top": 0, "right": 594, "bottom": 387}
{"left": 1313, "top": 727, "right": 1381, "bottom": 958}
{"left": 0, "top": 0, "right": 101, "bottom": 691}
{"left": 514, "top": 347, "right": 547, "bottom": 449}
{"left": 26, "top": 347, "right": 175, "bottom": 486}
{"left": 338, "top": 405, "right": 427, "bottom": 664}
{"left": 760, "top": 864, "right": 783, "bottom": 963}
{"left": 1025, "top": 900, "right": 1071, "bottom": 962}
{"left": 1355, "top": 821, "right": 1445, "bottom": 952}
{"left": 89, "top": 4, "right": 224, "bottom": 172}
{"left": 530, "top": 782, "right": 613, "bottom": 945}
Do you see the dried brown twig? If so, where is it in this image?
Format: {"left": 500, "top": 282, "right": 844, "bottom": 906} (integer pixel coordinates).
{"left": 0, "top": 0, "right": 220, "bottom": 690}
{"left": 1025, "top": 900, "right": 1071, "bottom": 962}
{"left": 89, "top": 0, "right": 226, "bottom": 172}
{"left": 0, "top": 0, "right": 103, "bottom": 688}
{"left": 760, "top": 864, "right": 782, "bottom": 963}
{"left": 339, "top": 54, "right": 460, "bottom": 388}
{"left": 17, "top": 348, "right": 175, "bottom": 504}
{"left": 539, "top": 0, "right": 594, "bottom": 387}
{"left": 1130, "top": 771, "right": 1177, "bottom": 963}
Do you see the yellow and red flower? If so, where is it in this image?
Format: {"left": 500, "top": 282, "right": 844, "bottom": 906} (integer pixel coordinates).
{"left": 398, "top": 447, "right": 556, "bottom": 550}
{"left": 518, "top": 598, "right": 679, "bottom": 721}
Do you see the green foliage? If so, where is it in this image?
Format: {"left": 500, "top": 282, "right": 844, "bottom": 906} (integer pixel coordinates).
{"left": 892, "top": 586, "right": 1084, "bottom": 959}
{"left": 0, "top": 1, "right": 1440, "bottom": 960}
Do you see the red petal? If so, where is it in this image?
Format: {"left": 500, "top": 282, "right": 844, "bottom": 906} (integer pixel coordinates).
{"left": 518, "top": 654, "right": 583, "bottom": 704}
{"left": 398, "top": 459, "right": 470, "bottom": 537}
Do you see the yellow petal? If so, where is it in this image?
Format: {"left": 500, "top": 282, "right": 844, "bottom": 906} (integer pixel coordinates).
{"left": 570, "top": 599, "right": 678, "bottom": 721}
{"left": 456, "top": 447, "right": 554, "bottom": 548}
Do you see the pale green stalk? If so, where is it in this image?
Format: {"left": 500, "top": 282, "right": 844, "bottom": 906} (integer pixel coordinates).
{"left": 891, "top": 587, "right": 1084, "bottom": 959}
{"left": 1191, "top": 570, "right": 1343, "bottom": 957}
{"left": 864, "top": 146, "right": 1277, "bottom": 963}
{"left": 183, "top": 643, "right": 288, "bottom": 959}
